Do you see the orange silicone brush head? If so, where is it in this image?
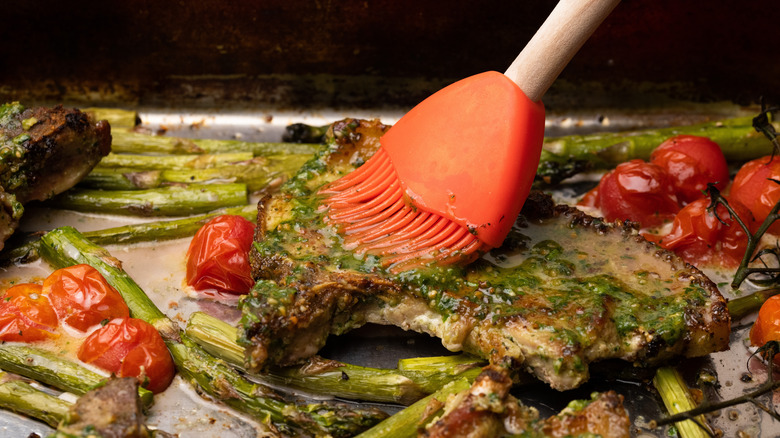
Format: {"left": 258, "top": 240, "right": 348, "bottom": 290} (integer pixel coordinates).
{"left": 319, "top": 72, "right": 546, "bottom": 273}
{"left": 318, "top": 0, "right": 620, "bottom": 272}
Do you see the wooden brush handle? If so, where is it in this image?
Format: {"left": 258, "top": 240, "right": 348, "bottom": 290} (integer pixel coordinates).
{"left": 504, "top": 0, "right": 621, "bottom": 102}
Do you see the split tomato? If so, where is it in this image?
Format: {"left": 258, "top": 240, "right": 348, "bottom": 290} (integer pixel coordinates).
{"left": 644, "top": 197, "right": 755, "bottom": 268}
{"left": 750, "top": 295, "right": 780, "bottom": 367}
{"left": 78, "top": 317, "right": 174, "bottom": 393}
{"left": 729, "top": 155, "right": 780, "bottom": 235}
{"left": 43, "top": 264, "right": 129, "bottom": 332}
{"left": 579, "top": 159, "right": 680, "bottom": 228}
{"left": 0, "top": 283, "right": 59, "bottom": 342}
{"left": 650, "top": 135, "right": 729, "bottom": 204}
{"left": 186, "top": 215, "right": 256, "bottom": 295}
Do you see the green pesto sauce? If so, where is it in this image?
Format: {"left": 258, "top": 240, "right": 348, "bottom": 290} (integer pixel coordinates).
{"left": 0, "top": 102, "right": 24, "bottom": 128}
{"left": 21, "top": 117, "right": 38, "bottom": 131}
{"left": 252, "top": 134, "right": 710, "bottom": 354}
{"left": 0, "top": 102, "right": 30, "bottom": 192}
{"left": 240, "top": 280, "right": 297, "bottom": 334}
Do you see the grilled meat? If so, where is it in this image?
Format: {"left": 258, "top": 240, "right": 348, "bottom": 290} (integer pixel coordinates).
{"left": 0, "top": 190, "right": 22, "bottom": 254}
{"left": 242, "top": 118, "right": 730, "bottom": 390}
{"left": 421, "top": 366, "right": 629, "bottom": 438}
{"left": 533, "top": 391, "right": 630, "bottom": 438}
{"left": 422, "top": 366, "right": 533, "bottom": 438}
{"left": 0, "top": 102, "right": 110, "bottom": 249}
{"left": 0, "top": 102, "right": 111, "bottom": 203}
{"left": 52, "top": 377, "right": 166, "bottom": 438}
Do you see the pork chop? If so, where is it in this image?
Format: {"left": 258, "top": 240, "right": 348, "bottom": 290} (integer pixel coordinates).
{"left": 241, "top": 118, "right": 730, "bottom": 390}
{"left": 0, "top": 102, "right": 111, "bottom": 249}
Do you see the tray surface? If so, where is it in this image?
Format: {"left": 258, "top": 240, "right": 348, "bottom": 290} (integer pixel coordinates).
{"left": 0, "top": 106, "right": 775, "bottom": 437}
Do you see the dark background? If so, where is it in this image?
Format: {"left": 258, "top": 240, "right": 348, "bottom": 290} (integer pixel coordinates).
{"left": 1, "top": 0, "right": 777, "bottom": 110}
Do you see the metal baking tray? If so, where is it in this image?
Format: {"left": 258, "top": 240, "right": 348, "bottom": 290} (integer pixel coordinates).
{"left": 0, "top": 104, "right": 775, "bottom": 437}
{"left": 2, "top": 1, "right": 779, "bottom": 435}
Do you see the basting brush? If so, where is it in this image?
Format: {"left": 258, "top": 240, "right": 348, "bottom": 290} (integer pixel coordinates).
{"left": 319, "top": 0, "right": 621, "bottom": 272}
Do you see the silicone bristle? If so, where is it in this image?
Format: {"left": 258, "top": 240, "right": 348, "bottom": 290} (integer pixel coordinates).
{"left": 320, "top": 151, "right": 387, "bottom": 194}
{"left": 319, "top": 148, "right": 489, "bottom": 272}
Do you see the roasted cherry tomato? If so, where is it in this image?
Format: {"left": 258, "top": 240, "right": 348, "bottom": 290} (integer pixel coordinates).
{"left": 43, "top": 264, "right": 129, "bottom": 332}
{"left": 0, "top": 283, "right": 59, "bottom": 342}
{"left": 186, "top": 215, "right": 255, "bottom": 295}
{"left": 579, "top": 159, "right": 679, "bottom": 228}
{"left": 730, "top": 155, "right": 780, "bottom": 235}
{"left": 750, "top": 295, "right": 780, "bottom": 367}
{"left": 78, "top": 317, "right": 174, "bottom": 393}
{"left": 650, "top": 135, "right": 730, "bottom": 204}
{"left": 644, "top": 197, "right": 755, "bottom": 267}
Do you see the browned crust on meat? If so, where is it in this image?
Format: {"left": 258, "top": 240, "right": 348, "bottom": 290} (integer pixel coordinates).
{"left": 0, "top": 188, "right": 21, "bottom": 251}
{"left": 0, "top": 104, "right": 111, "bottom": 250}
{"left": 57, "top": 377, "right": 151, "bottom": 438}
{"left": 422, "top": 366, "right": 630, "bottom": 438}
{"left": 422, "top": 366, "right": 526, "bottom": 438}
{"left": 13, "top": 105, "right": 111, "bottom": 203}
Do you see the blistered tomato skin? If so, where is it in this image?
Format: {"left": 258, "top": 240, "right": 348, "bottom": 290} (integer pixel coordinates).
{"left": 730, "top": 156, "right": 780, "bottom": 235}
{"left": 78, "top": 317, "right": 175, "bottom": 393}
{"left": 750, "top": 295, "right": 780, "bottom": 366}
{"left": 645, "top": 197, "right": 754, "bottom": 268}
{"left": 580, "top": 159, "right": 679, "bottom": 228}
{"left": 650, "top": 135, "right": 730, "bottom": 204}
{"left": 0, "top": 283, "right": 59, "bottom": 342}
{"left": 186, "top": 215, "right": 256, "bottom": 295}
{"left": 43, "top": 264, "right": 129, "bottom": 332}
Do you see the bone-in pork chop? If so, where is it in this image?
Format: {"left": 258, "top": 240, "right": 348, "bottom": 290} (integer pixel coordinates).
{"left": 241, "top": 118, "right": 730, "bottom": 390}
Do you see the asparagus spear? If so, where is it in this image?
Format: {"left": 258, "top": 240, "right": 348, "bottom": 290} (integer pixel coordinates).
{"left": 265, "top": 361, "right": 429, "bottom": 406}
{"left": 98, "top": 152, "right": 254, "bottom": 170}
{"left": 396, "top": 355, "right": 488, "bottom": 394}
{"left": 184, "top": 312, "right": 245, "bottom": 363}
{"left": 111, "top": 128, "right": 323, "bottom": 156}
{"left": 83, "top": 154, "right": 309, "bottom": 192}
{"left": 39, "top": 226, "right": 388, "bottom": 437}
{"left": 0, "top": 204, "right": 257, "bottom": 266}
{"left": 397, "top": 354, "right": 484, "bottom": 373}
{"left": 81, "top": 204, "right": 256, "bottom": 244}
{"left": 354, "top": 378, "right": 472, "bottom": 438}
{"left": 727, "top": 288, "right": 780, "bottom": 320}
{"left": 653, "top": 367, "right": 712, "bottom": 438}
{"left": 187, "top": 311, "right": 482, "bottom": 404}
{"left": 158, "top": 155, "right": 310, "bottom": 191}
{"left": 537, "top": 116, "right": 777, "bottom": 184}
{"left": 82, "top": 107, "right": 138, "bottom": 130}
{"left": 0, "top": 344, "right": 154, "bottom": 407}
{"left": 47, "top": 183, "right": 248, "bottom": 216}
{"left": 0, "top": 373, "right": 71, "bottom": 428}
{"left": 543, "top": 116, "right": 768, "bottom": 162}
{"left": 0, "top": 372, "right": 170, "bottom": 436}
{"left": 79, "top": 168, "right": 163, "bottom": 190}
